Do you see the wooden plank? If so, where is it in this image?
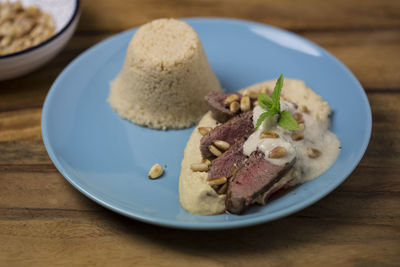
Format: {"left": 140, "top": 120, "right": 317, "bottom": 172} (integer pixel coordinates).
{"left": 0, "top": 165, "right": 399, "bottom": 220}
{"left": 0, "top": 140, "right": 50, "bottom": 165}
{"left": 360, "top": 93, "right": 400, "bottom": 168}
{"left": 0, "top": 108, "right": 42, "bottom": 142}
{"left": 78, "top": 0, "right": 400, "bottom": 32}
{"left": 0, "top": 208, "right": 398, "bottom": 266}
{"left": 303, "top": 30, "right": 400, "bottom": 90}
{"left": 0, "top": 171, "right": 101, "bottom": 211}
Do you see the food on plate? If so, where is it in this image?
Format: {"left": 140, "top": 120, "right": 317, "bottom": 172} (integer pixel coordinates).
{"left": 108, "top": 18, "right": 222, "bottom": 129}
{"left": 0, "top": 0, "right": 55, "bottom": 56}
{"left": 148, "top": 163, "right": 164, "bottom": 179}
{"left": 179, "top": 75, "right": 341, "bottom": 215}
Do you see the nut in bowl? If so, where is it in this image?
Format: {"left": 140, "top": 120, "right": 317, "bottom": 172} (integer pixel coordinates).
{"left": 0, "top": 0, "right": 80, "bottom": 80}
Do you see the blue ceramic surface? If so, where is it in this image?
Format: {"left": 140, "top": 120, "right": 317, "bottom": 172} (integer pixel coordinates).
{"left": 41, "top": 18, "right": 371, "bottom": 230}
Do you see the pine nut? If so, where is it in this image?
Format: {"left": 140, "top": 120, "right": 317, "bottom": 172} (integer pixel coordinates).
{"left": 268, "top": 146, "right": 287, "bottom": 159}
{"left": 293, "top": 112, "right": 304, "bottom": 123}
{"left": 307, "top": 147, "right": 322, "bottom": 158}
{"left": 299, "top": 105, "right": 310, "bottom": 113}
{"left": 244, "top": 90, "right": 258, "bottom": 100}
{"left": 209, "top": 145, "right": 222, "bottom": 157}
{"left": 291, "top": 132, "right": 304, "bottom": 141}
{"left": 202, "top": 159, "right": 212, "bottom": 166}
{"left": 260, "top": 131, "right": 279, "bottom": 138}
{"left": 190, "top": 163, "right": 209, "bottom": 172}
{"left": 261, "top": 87, "right": 269, "bottom": 94}
{"left": 217, "top": 183, "right": 228, "bottom": 194}
{"left": 224, "top": 94, "right": 239, "bottom": 106}
{"left": 230, "top": 101, "right": 240, "bottom": 113}
{"left": 293, "top": 112, "right": 302, "bottom": 121}
{"left": 213, "top": 140, "right": 230, "bottom": 151}
{"left": 240, "top": 95, "right": 251, "bottom": 112}
{"left": 148, "top": 164, "right": 163, "bottom": 179}
{"left": 207, "top": 176, "right": 227, "bottom": 186}
{"left": 198, "top": 127, "right": 212, "bottom": 136}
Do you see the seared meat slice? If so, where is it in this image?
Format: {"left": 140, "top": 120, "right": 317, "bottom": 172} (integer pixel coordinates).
{"left": 205, "top": 92, "right": 242, "bottom": 123}
{"left": 207, "top": 135, "right": 248, "bottom": 180}
{"left": 200, "top": 111, "right": 254, "bottom": 160}
{"left": 226, "top": 150, "right": 296, "bottom": 214}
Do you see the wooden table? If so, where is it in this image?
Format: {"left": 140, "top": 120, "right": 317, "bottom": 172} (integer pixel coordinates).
{"left": 1, "top": 0, "right": 399, "bottom": 265}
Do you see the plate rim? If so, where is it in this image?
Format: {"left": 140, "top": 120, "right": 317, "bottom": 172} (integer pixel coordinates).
{"left": 41, "top": 17, "right": 372, "bottom": 230}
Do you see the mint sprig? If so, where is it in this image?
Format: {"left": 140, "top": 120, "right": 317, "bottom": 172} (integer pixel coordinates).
{"left": 256, "top": 74, "right": 300, "bottom": 131}
{"left": 278, "top": 110, "right": 299, "bottom": 130}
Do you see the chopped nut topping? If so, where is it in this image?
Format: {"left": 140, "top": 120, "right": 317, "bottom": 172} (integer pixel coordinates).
{"left": 240, "top": 95, "right": 251, "bottom": 112}
{"left": 198, "top": 127, "right": 212, "bottom": 136}
{"left": 213, "top": 140, "right": 230, "bottom": 151}
{"left": 293, "top": 112, "right": 304, "bottom": 124}
{"left": 202, "top": 158, "right": 212, "bottom": 166}
{"left": 260, "top": 131, "right": 279, "bottom": 138}
{"left": 148, "top": 164, "right": 163, "bottom": 179}
{"left": 299, "top": 105, "right": 310, "bottom": 113}
{"left": 307, "top": 147, "right": 322, "bottom": 158}
{"left": 224, "top": 94, "right": 239, "bottom": 106}
{"left": 244, "top": 90, "right": 258, "bottom": 100}
{"left": 190, "top": 163, "right": 209, "bottom": 172}
{"left": 291, "top": 132, "right": 304, "bottom": 141}
{"left": 269, "top": 146, "right": 287, "bottom": 158}
{"left": 209, "top": 145, "right": 222, "bottom": 157}
{"left": 229, "top": 101, "right": 240, "bottom": 113}
{"left": 207, "top": 176, "right": 227, "bottom": 186}
{"left": 217, "top": 183, "right": 228, "bottom": 194}
{"left": 261, "top": 87, "right": 269, "bottom": 94}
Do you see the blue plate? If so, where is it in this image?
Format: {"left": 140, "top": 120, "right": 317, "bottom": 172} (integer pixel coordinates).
{"left": 42, "top": 18, "right": 371, "bottom": 230}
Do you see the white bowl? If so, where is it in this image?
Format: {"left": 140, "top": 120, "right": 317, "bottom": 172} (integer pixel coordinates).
{"left": 0, "top": 0, "right": 80, "bottom": 80}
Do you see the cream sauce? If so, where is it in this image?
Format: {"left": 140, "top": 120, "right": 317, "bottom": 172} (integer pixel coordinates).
{"left": 243, "top": 102, "right": 340, "bottom": 187}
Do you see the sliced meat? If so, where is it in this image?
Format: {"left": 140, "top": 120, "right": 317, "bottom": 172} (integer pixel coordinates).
{"left": 205, "top": 92, "right": 242, "bottom": 123}
{"left": 207, "top": 135, "right": 248, "bottom": 180}
{"left": 226, "top": 150, "right": 296, "bottom": 214}
{"left": 257, "top": 176, "right": 295, "bottom": 205}
{"left": 200, "top": 111, "right": 254, "bottom": 160}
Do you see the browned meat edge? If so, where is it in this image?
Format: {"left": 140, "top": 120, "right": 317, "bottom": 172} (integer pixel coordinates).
{"left": 205, "top": 92, "right": 242, "bottom": 123}
{"left": 226, "top": 150, "right": 296, "bottom": 214}
{"left": 200, "top": 111, "right": 254, "bottom": 160}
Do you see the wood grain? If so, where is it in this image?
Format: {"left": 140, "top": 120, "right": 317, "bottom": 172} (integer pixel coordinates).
{"left": 78, "top": 0, "right": 400, "bottom": 32}
{"left": 0, "top": 0, "right": 399, "bottom": 265}
{"left": 0, "top": 209, "right": 399, "bottom": 266}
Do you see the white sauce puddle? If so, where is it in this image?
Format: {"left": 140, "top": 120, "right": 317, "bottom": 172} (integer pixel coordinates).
{"left": 243, "top": 101, "right": 340, "bottom": 188}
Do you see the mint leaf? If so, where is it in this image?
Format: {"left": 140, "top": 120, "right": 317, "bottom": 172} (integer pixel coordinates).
{"left": 271, "top": 74, "right": 283, "bottom": 112}
{"left": 278, "top": 110, "right": 299, "bottom": 130}
{"left": 255, "top": 74, "right": 301, "bottom": 131}
{"left": 256, "top": 110, "right": 276, "bottom": 128}
{"left": 257, "top": 92, "right": 273, "bottom": 110}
